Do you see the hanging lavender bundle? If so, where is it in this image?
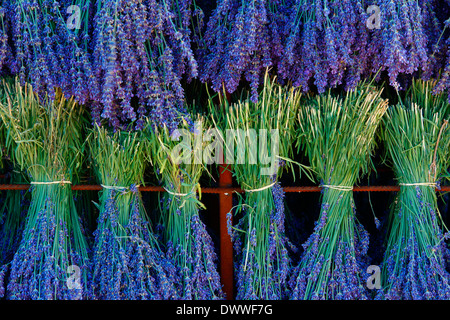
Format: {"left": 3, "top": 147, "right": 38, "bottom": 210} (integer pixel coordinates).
{"left": 199, "top": 0, "right": 291, "bottom": 102}
{"left": 210, "top": 73, "right": 302, "bottom": 299}
{"left": 379, "top": 79, "right": 450, "bottom": 300}
{"left": 369, "top": 0, "right": 431, "bottom": 90}
{"left": 91, "top": 0, "right": 199, "bottom": 131}
{"left": 87, "top": 124, "right": 179, "bottom": 299}
{"left": 145, "top": 115, "right": 224, "bottom": 300}
{"left": 280, "top": 0, "right": 372, "bottom": 93}
{"left": 10, "top": 0, "right": 99, "bottom": 104}
{"left": 0, "top": 79, "right": 94, "bottom": 300}
{"left": 290, "top": 82, "right": 388, "bottom": 299}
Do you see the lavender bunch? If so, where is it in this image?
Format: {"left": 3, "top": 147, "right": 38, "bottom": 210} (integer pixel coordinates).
{"left": 145, "top": 115, "right": 224, "bottom": 300}
{"left": 199, "top": 0, "right": 291, "bottom": 102}
{"left": 210, "top": 73, "right": 302, "bottom": 299}
{"left": 369, "top": 0, "right": 432, "bottom": 90}
{"left": 379, "top": 79, "right": 450, "bottom": 300}
{"left": 0, "top": 79, "right": 94, "bottom": 300}
{"left": 291, "top": 82, "right": 388, "bottom": 299}
{"left": 87, "top": 124, "right": 179, "bottom": 299}
{"left": 91, "top": 0, "right": 199, "bottom": 131}
{"left": 280, "top": 0, "right": 373, "bottom": 93}
{"left": 10, "top": 0, "right": 99, "bottom": 104}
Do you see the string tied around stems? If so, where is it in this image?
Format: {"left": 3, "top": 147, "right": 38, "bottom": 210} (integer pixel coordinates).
{"left": 100, "top": 183, "right": 140, "bottom": 194}
{"left": 320, "top": 184, "right": 354, "bottom": 192}
{"left": 398, "top": 182, "right": 439, "bottom": 189}
{"left": 30, "top": 180, "right": 72, "bottom": 185}
{"left": 243, "top": 182, "right": 276, "bottom": 193}
{"left": 163, "top": 184, "right": 200, "bottom": 209}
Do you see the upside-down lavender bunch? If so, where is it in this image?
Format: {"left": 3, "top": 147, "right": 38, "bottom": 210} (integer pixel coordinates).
{"left": 91, "top": 0, "right": 199, "bottom": 131}
{"left": 0, "top": 1, "right": 16, "bottom": 75}
{"left": 10, "top": 0, "right": 99, "bottom": 104}
{"left": 211, "top": 73, "right": 302, "bottom": 299}
{"left": 88, "top": 125, "right": 179, "bottom": 299}
{"left": 280, "top": 0, "right": 373, "bottom": 93}
{"left": 0, "top": 78, "right": 94, "bottom": 300}
{"left": 290, "top": 82, "right": 388, "bottom": 299}
{"left": 145, "top": 115, "right": 224, "bottom": 300}
{"left": 369, "top": 0, "right": 432, "bottom": 90}
{"left": 200, "top": 0, "right": 292, "bottom": 103}
{"left": 379, "top": 79, "right": 450, "bottom": 300}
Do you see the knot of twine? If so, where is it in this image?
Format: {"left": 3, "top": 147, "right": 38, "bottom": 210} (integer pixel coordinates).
{"left": 243, "top": 182, "right": 277, "bottom": 193}
{"left": 30, "top": 180, "right": 72, "bottom": 185}
{"left": 163, "top": 185, "right": 197, "bottom": 197}
{"left": 101, "top": 184, "right": 140, "bottom": 194}
{"left": 398, "top": 182, "right": 438, "bottom": 189}
{"left": 320, "top": 184, "right": 353, "bottom": 192}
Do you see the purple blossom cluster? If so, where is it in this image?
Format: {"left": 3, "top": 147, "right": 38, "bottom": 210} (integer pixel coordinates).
{"left": 5, "top": 196, "right": 94, "bottom": 300}
{"left": 0, "top": 3, "right": 15, "bottom": 75}
{"left": 280, "top": 0, "right": 374, "bottom": 93}
{"left": 161, "top": 191, "right": 224, "bottom": 300}
{"left": 368, "top": 0, "right": 437, "bottom": 90}
{"left": 0, "top": 188, "right": 29, "bottom": 266}
{"left": 288, "top": 191, "right": 370, "bottom": 300}
{"left": 0, "top": 0, "right": 201, "bottom": 131}
{"left": 199, "top": 0, "right": 291, "bottom": 102}
{"left": 92, "top": 188, "right": 179, "bottom": 299}
{"left": 199, "top": 0, "right": 450, "bottom": 97}
{"left": 90, "top": 0, "right": 199, "bottom": 131}
{"left": 0, "top": 0, "right": 449, "bottom": 129}
{"left": 378, "top": 187, "right": 450, "bottom": 299}
{"left": 9, "top": 0, "right": 98, "bottom": 103}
